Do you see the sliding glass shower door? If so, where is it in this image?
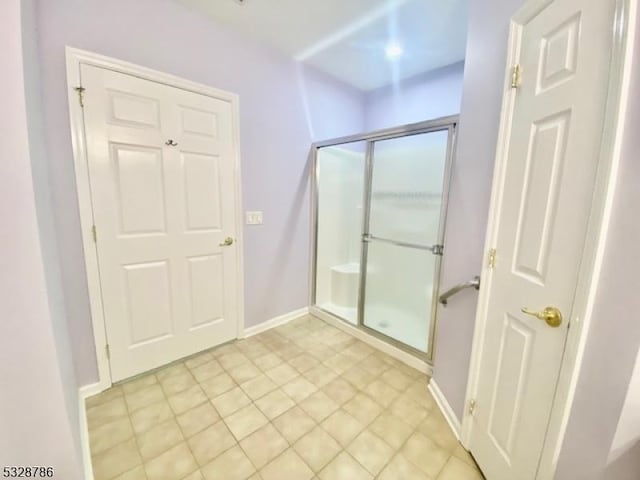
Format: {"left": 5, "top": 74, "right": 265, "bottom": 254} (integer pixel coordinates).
{"left": 361, "top": 130, "right": 451, "bottom": 352}
{"left": 311, "top": 116, "right": 457, "bottom": 361}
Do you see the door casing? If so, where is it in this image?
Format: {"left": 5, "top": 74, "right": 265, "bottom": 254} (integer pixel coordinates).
{"left": 65, "top": 47, "right": 245, "bottom": 393}
{"left": 461, "top": 0, "right": 637, "bottom": 479}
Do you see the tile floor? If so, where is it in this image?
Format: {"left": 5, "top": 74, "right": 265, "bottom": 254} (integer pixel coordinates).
{"left": 86, "top": 315, "right": 484, "bottom": 480}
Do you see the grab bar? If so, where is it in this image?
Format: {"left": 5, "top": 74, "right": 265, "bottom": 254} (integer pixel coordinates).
{"left": 439, "top": 276, "right": 481, "bottom": 306}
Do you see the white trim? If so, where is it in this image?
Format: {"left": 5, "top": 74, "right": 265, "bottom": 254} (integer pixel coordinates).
{"left": 460, "top": 2, "right": 636, "bottom": 480}
{"left": 428, "top": 379, "right": 461, "bottom": 439}
{"left": 243, "top": 307, "right": 310, "bottom": 338}
{"left": 78, "top": 384, "right": 101, "bottom": 480}
{"left": 310, "top": 307, "right": 433, "bottom": 375}
{"left": 65, "top": 47, "right": 245, "bottom": 391}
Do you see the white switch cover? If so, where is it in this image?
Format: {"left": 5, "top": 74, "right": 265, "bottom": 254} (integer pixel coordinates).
{"left": 245, "top": 211, "right": 263, "bottom": 225}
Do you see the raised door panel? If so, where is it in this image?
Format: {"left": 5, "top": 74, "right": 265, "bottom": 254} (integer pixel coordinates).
{"left": 182, "top": 152, "right": 222, "bottom": 231}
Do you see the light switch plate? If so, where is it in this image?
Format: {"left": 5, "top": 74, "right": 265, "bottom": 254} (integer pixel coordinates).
{"left": 245, "top": 211, "right": 263, "bottom": 225}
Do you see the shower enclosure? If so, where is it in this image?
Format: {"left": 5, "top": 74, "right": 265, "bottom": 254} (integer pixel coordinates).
{"left": 310, "top": 116, "right": 458, "bottom": 361}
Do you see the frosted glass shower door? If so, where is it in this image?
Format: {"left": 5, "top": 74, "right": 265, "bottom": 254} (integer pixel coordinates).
{"left": 362, "top": 130, "right": 451, "bottom": 352}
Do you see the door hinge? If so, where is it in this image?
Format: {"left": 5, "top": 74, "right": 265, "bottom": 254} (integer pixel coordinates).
{"left": 91, "top": 225, "right": 97, "bottom": 243}
{"left": 74, "top": 86, "right": 86, "bottom": 107}
{"left": 468, "top": 398, "right": 477, "bottom": 416}
{"left": 432, "top": 244, "right": 444, "bottom": 256}
{"left": 105, "top": 344, "right": 111, "bottom": 359}
{"left": 511, "top": 64, "right": 522, "bottom": 89}
{"left": 488, "top": 248, "right": 497, "bottom": 269}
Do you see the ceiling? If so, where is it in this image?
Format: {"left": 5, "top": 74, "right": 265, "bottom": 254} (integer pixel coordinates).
{"left": 178, "top": 0, "right": 469, "bottom": 91}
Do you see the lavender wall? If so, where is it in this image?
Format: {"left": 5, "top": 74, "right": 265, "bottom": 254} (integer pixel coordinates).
{"left": 34, "top": 0, "right": 365, "bottom": 386}
{"left": 432, "top": 0, "right": 525, "bottom": 419}
{"left": 0, "top": 0, "right": 82, "bottom": 474}
{"left": 364, "top": 62, "right": 465, "bottom": 131}
{"left": 555, "top": 7, "right": 640, "bottom": 477}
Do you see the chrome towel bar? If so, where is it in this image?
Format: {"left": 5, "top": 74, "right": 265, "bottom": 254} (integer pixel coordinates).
{"left": 439, "top": 275, "right": 481, "bottom": 306}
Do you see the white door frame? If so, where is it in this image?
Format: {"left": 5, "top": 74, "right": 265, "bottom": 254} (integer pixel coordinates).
{"left": 460, "top": 0, "right": 637, "bottom": 478}
{"left": 65, "top": 47, "right": 245, "bottom": 393}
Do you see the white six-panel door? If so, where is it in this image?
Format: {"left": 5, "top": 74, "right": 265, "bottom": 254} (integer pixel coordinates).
{"left": 468, "top": 0, "right": 618, "bottom": 478}
{"left": 81, "top": 65, "right": 240, "bottom": 382}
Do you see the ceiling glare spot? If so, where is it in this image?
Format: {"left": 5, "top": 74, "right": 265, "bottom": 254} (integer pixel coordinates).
{"left": 385, "top": 43, "right": 404, "bottom": 60}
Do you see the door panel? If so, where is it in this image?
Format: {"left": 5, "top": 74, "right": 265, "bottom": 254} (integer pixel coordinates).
{"left": 469, "top": 1, "right": 617, "bottom": 479}
{"left": 82, "top": 64, "right": 240, "bottom": 382}
{"left": 362, "top": 130, "right": 452, "bottom": 354}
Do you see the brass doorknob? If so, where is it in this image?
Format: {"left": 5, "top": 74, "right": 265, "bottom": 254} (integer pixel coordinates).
{"left": 521, "top": 306, "right": 562, "bottom": 328}
{"left": 219, "top": 237, "right": 234, "bottom": 247}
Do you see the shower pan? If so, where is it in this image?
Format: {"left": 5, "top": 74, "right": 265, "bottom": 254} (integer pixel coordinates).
{"left": 310, "top": 116, "right": 458, "bottom": 362}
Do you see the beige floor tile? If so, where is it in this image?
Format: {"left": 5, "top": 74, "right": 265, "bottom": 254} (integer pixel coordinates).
{"left": 86, "top": 386, "right": 123, "bottom": 409}
{"left": 381, "top": 369, "right": 413, "bottom": 391}
{"left": 293, "top": 426, "right": 341, "bottom": 472}
{"left": 130, "top": 400, "right": 174, "bottom": 435}
{"left": 323, "top": 353, "right": 354, "bottom": 375}
{"left": 453, "top": 444, "right": 478, "bottom": 467}
{"left": 358, "top": 355, "right": 391, "bottom": 377}
{"left": 341, "top": 365, "right": 375, "bottom": 390}
{"left": 318, "top": 451, "right": 372, "bottom": 480}
{"left": 389, "top": 394, "right": 429, "bottom": 427}
{"left": 211, "top": 386, "right": 252, "bottom": 417}
{"left": 228, "top": 362, "right": 262, "bottom": 384}
{"left": 201, "top": 445, "right": 256, "bottom": 480}
{"left": 160, "top": 370, "right": 197, "bottom": 396}
{"left": 218, "top": 351, "right": 251, "bottom": 370}
{"left": 342, "top": 393, "right": 383, "bottom": 425}
{"left": 239, "top": 374, "right": 277, "bottom": 401}
{"left": 369, "top": 411, "right": 414, "bottom": 449}
{"left": 184, "top": 351, "right": 214, "bottom": 370}
{"left": 89, "top": 416, "right": 134, "bottom": 456}
{"left": 137, "top": 418, "right": 184, "bottom": 461}
{"left": 239, "top": 423, "right": 288, "bottom": 468}
{"left": 320, "top": 409, "right": 364, "bottom": 447}
{"left": 176, "top": 401, "right": 220, "bottom": 438}
{"left": 346, "top": 430, "right": 395, "bottom": 476}
{"left": 112, "top": 465, "right": 147, "bottom": 480}
{"left": 303, "top": 364, "right": 338, "bottom": 387}
{"left": 288, "top": 353, "right": 320, "bottom": 373}
{"left": 183, "top": 470, "right": 204, "bottom": 480}
{"left": 378, "top": 453, "right": 432, "bottom": 480}
{"left": 87, "top": 396, "right": 129, "bottom": 429}
{"left": 125, "top": 384, "right": 166, "bottom": 413}
{"left": 264, "top": 363, "right": 299, "bottom": 385}
{"left": 402, "top": 431, "right": 450, "bottom": 477}
{"left": 200, "top": 372, "right": 236, "bottom": 399}
{"left": 212, "top": 342, "right": 242, "bottom": 357}
{"left": 437, "top": 457, "right": 483, "bottom": 480}
{"left": 255, "top": 388, "right": 295, "bottom": 419}
{"left": 363, "top": 379, "right": 400, "bottom": 408}
{"left": 92, "top": 438, "right": 142, "bottom": 480}
{"left": 122, "top": 374, "right": 158, "bottom": 395}
{"left": 188, "top": 421, "right": 237, "bottom": 466}
{"left": 190, "top": 359, "right": 224, "bottom": 383}
{"left": 321, "top": 377, "right": 357, "bottom": 405}
{"left": 281, "top": 376, "right": 318, "bottom": 402}
{"left": 272, "top": 406, "right": 317, "bottom": 443}
{"left": 260, "top": 449, "right": 314, "bottom": 480}
{"left": 418, "top": 411, "right": 459, "bottom": 452}
{"left": 253, "top": 352, "right": 283, "bottom": 371}
{"left": 225, "top": 404, "right": 269, "bottom": 440}
{"left": 299, "top": 390, "right": 340, "bottom": 422}
{"left": 155, "top": 362, "right": 189, "bottom": 381}
{"left": 168, "top": 385, "right": 208, "bottom": 415}
{"left": 144, "top": 442, "right": 198, "bottom": 480}
{"left": 405, "top": 380, "right": 436, "bottom": 410}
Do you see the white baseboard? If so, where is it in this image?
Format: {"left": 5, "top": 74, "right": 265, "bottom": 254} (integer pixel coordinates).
{"left": 428, "top": 379, "right": 462, "bottom": 439}
{"left": 310, "top": 306, "right": 432, "bottom": 376}
{"left": 78, "top": 384, "right": 99, "bottom": 480}
{"left": 243, "top": 307, "right": 309, "bottom": 338}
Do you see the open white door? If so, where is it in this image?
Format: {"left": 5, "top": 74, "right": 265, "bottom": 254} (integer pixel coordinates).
{"left": 467, "top": 0, "right": 619, "bottom": 478}
{"left": 81, "top": 65, "right": 241, "bottom": 382}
